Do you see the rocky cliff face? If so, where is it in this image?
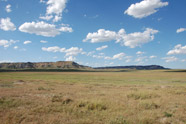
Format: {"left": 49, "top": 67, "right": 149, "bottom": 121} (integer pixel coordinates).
{"left": 0, "top": 61, "right": 90, "bottom": 70}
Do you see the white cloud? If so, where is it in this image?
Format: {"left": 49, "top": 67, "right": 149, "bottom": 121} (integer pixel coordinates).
{"left": 19, "top": 21, "right": 73, "bottom": 37}
{"left": 104, "top": 56, "right": 112, "bottom": 60}
{"left": 136, "top": 51, "right": 145, "bottom": 55}
{"left": 0, "top": 39, "right": 18, "bottom": 48}
{"left": 103, "top": 53, "right": 128, "bottom": 60}
{"left": 42, "top": 46, "right": 83, "bottom": 57}
{"left": 5, "top": 4, "right": 11, "bottom": 13}
{"left": 167, "top": 44, "right": 186, "bottom": 55}
{"left": 53, "top": 15, "right": 62, "bottom": 22}
{"left": 0, "top": 17, "right": 16, "bottom": 31}
{"left": 99, "top": 53, "right": 105, "bottom": 56}
{"left": 84, "top": 28, "right": 158, "bottom": 48}
{"left": 59, "top": 26, "right": 73, "bottom": 32}
{"left": 83, "top": 29, "right": 118, "bottom": 43}
{"left": 113, "top": 53, "right": 125, "bottom": 60}
{"left": 14, "top": 46, "right": 18, "bottom": 49}
{"left": 181, "top": 59, "right": 186, "bottom": 62}
{"left": 40, "top": 40, "right": 48, "bottom": 43}
{"left": 120, "top": 28, "right": 159, "bottom": 48}
{"left": 96, "top": 45, "right": 108, "bottom": 51}
{"left": 124, "top": 0, "right": 168, "bottom": 18}
{"left": 39, "top": 15, "right": 53, "bottom": 21}
{"left": 83, "top": 51, "right": 95, "bottom": 56}
{"left": 176, "top": 28, "right": 186, "bottom": 33}
{"left": 162, "top": 56, "right": 178, "bottom": 62}
{"left": 40, "top": 0, "right": 46, "bottom": 3}
{"left": 149, "top": 55, "right": 157, "bottom": 59}
{"left": 44, "top": 0, "right": 67, "bottom": 22}
{"left": 23, "top": 40, "right": 32, "bottom": 44}
{"left": 65, "top": 47, "right": 83, "bottom": 56}
{"left": 19, "top": 21, "right": 60, "bottom": 37}
{"left": 93, "top": 55, "right": 104, "bottom": 59}
{"left": 125, "top": 59, "right": 131, "bottom": 63}
{"left": 42, "top": 46, "right": 62, "bottom": 52}
{"left": 46, "top": 0, "right": 67, "bottom": 15}
{"left": 65, "top": 56, "right": 76, "bottom": 61}
{"left": 135, "top": 56, "right": 148, "bottom": 62}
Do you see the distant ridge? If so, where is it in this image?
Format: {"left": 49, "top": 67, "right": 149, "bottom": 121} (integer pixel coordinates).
{"left": 0, "top": 61, "right": 168, "bottom": 71}
{"left": 0, "top": 61, "right": 91, "bottom": 70}
{"left": 94, "top": 65, "right": 168, "bottom": 70}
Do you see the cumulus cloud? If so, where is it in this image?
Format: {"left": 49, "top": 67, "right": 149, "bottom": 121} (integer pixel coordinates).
{"left": 53, "top": 15, "right": 62, "bottom": 22}
{"left": 135, "top": 56, "right": 148, "bottom": 63}
{"left": 124, "top": 0, "right": 168, "bottom": 18}
{"left": 84, "top": 28, "right": 158, "bottom": 48}
{"left": 176, "top": 28, "right": 186, "bottom": 33}
{"left": 19, "top": 21, "right": 60, "bottom": 37}
{"left": 0, "top": 39, "right": 18, "bottom": 48}
{"left": 92, "top": 55, "right": 105, "bottom": 59}
{"left": 162, "top": 56, "right": 178, "bottom": 62}
{"left": 14, "top": 46, "right": 18, "bottom": 49}
{"left": 167, "top": 44, "right": 186, "bottom": 55}
{"left": 41, "top": 0, "right": 68, "bottom": 22}
{"left": 136, "top": 51, "right": 145, "bottom": 55}
{"left": 40, "top": 40, "right": 48, "bottom": 43}
{"left": 65, "top": 47, "right": 83, "bottom": 56}
{"left": 65, "top": 56, "right": 76, "bottom": 61}
{"left": 46, "top": 0, "right": 67, "bottom": 15}
{"left": 149, "top": 55, "right": 157, "bottom": 59}
{"left": 42, "top": 46, "right": 83, "bottom": 57}
{"left": 40, "top": 0, "right": 46, "bottom": 3}
{"left": 5, "top": 4, "right": 11, "bottom": 13}
{"left": 59, "top": 26, "right": 73, "bottom": 32}
{"left": 23, "top": 40, "right": 32, "bottom": 44}
{"left": 0, "top": 17, "right": 16, "bottom": 31}
{"left": 181, "top": 59, "right": 186, "bottom": 62}
{"left": 83, "top": 29, "right": 118, "bottom": 43}
{"left": 96, "top": 45, "right": 108, "bottom": 51}
{"left": 19, "top": 21, "right": 73, "bottom": 37}
{"left": 121, "top": 28, "right": 159, "bottom": 48}
{"left": 113, "top": 53, "right": 125, "bottom": 60}
{"left": 42, "top": 46, "right": 62, "bottom": 52}
{"left": 104, "top": 53, "right": 125, "bottom": 60}
{"left": 83, "top": 51, "right": 95, "bottom": 56}
{"left": 39, "top": 15, "right": 53, "bottom": 21}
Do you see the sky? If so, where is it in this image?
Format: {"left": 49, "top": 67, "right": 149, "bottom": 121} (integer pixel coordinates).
{"left": 0, "top": 0, "right": 186, "bottom": 69}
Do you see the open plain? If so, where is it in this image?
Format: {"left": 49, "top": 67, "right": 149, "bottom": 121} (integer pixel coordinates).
{"left": 0, "top": 70, "right": 186, "bottom": 124}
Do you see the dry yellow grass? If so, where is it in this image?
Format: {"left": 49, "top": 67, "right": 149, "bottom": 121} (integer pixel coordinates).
{"left": 0, "top": 70, "right": 186, "bottom": 124}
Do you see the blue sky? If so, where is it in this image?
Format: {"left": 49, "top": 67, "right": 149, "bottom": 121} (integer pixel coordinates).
{"left": 0, "top": 0, "right": 186, "bottom": 68}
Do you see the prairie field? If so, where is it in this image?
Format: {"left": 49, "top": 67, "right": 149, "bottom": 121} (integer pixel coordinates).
{"left": 0, "top": 70, "right": 186, "bottom": 124}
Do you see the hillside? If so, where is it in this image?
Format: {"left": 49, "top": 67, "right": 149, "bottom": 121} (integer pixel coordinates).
{"left": 0, "top": 61, "right": 90, "bottom": 70}
{"left": 0, "top": 61, "right": 168, "bottom": 71}
{"left": 95, "top": 65, "right": 167, "bottom": 70}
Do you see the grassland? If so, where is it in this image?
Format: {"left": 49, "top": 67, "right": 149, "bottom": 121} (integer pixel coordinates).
{"left": 0, "top": 70, "right": 186, "bottom": 124}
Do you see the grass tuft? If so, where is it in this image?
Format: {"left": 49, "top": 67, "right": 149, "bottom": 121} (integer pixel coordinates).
{"left": 164, "top": 112, "right": 173, "bottom": 117}
{"left": 51, "top": 95, "right": 73, "bottom": 104}
{"left": 109, "top": 116, "right": 128, "bottom": 124}
{"left": 0, "top": 97, "right": 21, "bottom": 109}
{"left": 127, "top": 92, "right": 159, "bottom": 100}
